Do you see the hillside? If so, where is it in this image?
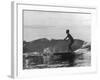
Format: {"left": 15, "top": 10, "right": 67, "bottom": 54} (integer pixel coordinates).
{"left": 23, "top": 38, "right": 84, "bottom": 53}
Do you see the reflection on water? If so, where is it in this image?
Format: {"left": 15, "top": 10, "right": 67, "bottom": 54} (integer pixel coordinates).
{"left": 23, "top": 50, "right": 91, "bottom": 69}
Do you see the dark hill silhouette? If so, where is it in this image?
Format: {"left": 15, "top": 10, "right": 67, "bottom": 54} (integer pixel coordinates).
{"left": 23, "top": 38, "right": 84, "bottom": 53}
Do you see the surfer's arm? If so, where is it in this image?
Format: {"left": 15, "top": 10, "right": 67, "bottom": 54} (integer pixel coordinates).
{"left": 64, "top": 36, "right": 68, "bottom": 40}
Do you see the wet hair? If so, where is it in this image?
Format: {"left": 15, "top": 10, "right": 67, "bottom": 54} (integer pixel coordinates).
{"left": 66, "top": 29, "right": 69, "bottom": 33}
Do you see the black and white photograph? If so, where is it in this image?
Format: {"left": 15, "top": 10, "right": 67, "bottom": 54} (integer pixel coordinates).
{"left": 23, "top": 10, "right": 91, "bottom": 69}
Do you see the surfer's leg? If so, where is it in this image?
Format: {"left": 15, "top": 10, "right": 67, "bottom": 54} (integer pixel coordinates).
{"left": 69, "top": 42, "right": 73, "bottom": 52}
{"left": 69, "top": 44, "right": 71, "bottom": 52}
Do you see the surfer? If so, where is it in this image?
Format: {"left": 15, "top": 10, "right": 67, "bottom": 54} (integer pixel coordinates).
{"left": 64, "top": 29, "right": 74, "bottom": 52}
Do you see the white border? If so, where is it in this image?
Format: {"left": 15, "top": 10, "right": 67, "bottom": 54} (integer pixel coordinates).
{"left": 12, "top": 2, "right": 97, "bottom": 78}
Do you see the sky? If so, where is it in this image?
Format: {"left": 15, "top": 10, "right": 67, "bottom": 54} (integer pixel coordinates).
{"left": 23, "top": 10, "right": 91, "bottom": 42}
